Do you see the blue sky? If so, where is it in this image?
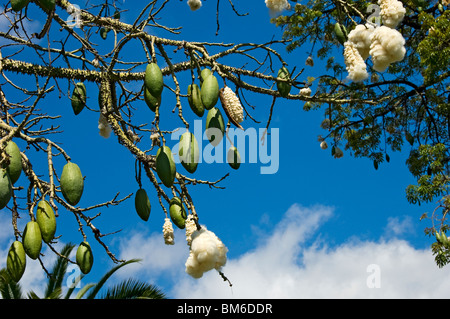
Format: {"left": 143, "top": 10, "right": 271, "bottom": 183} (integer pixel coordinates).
{"left": 1, "top": 0, "right": 449, "bottom": 299}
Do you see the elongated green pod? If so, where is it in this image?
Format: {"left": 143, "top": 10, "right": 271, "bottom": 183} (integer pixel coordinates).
{"left": 11, "top": 0, "right": 30, "bottom": 11}
{"left": 76, "top": 241, "right": 94, "bottom": 275}
{"left": 144, "top": 86, "right": 161, "bottom": 112}
{"left": 36, "top": 200, "right": 56, "bottom": 243}
{"left": 7, "top": 241, "right": 26, "bottom": 282}
{"left": 3, "top": 140, "right": 22, "bottom": 184}
{"left": 145, "top": 63, "right": 164, "bottom": 98}
{"left": 23, "top": 221, "right": 42, "bottom": 260}
{"left": 38, "top": 0, "right": 55, "bottom": 12}
{"left": 179, "top": 132, "right": 200, "bottom": 174}
{"left": 60, "top": 162, "right": 84, "bottom": 206}
{"left": 169, "top": 197, "right": 187, "bottom": 229}
{"left": 135, "top": 188, "right": 151, "bottom": 221}
{"left": 205, "top": 107, "right": 225, "bottom": 147}
{"left": 71, "top": 82, "right": 87, "bottom": 115}
{"left": 276, "top": 66, "right": 291, "bottom": 97}
{"left": 0, "top": 168, "right": 12, "bottom": 210}
{"left": 227, "top": 146, "right": 241, "bottom": 170}
{"left": 188, "top": 84, "right": 204, "bottom": 117}
{"left": 156, "top": 146, "right": 176, "bottom": 188}
{"left": 201, "top": 75, "right": 219, "bottom": 110}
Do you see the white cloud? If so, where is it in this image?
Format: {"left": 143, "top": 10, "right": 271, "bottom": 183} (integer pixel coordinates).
{"left": 166, "top": 204, "right": 450, "bottom": 299}
{"left": 3, "top": 203, "right": 450, "bottom": 299}
{"left": 383, "top": 215, "right": 415, "bottom": 237}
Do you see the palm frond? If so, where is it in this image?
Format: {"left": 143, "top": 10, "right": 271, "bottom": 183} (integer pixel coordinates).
{"left": 26, "top": 290, "right": 40, "bottom": 299}
{"left": 75, "top": 283, "right": 96, "bottom": 299}
{"left": 44, "top": 243, "right": 76, "bottom": 299}
{"left": 0, "top": 268, "right": 24, "bottom": 299}
{"left": 64, "top": 272, "right": 84, "bottom": 299}
{"left": 85, "top": 259, "right": 142, "bottom": 299}
{"left": 101, "top": 278, "right": 167, "bottom": 299}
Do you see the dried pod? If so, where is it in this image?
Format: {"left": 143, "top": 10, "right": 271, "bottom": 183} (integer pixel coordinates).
{"left": 219, "top": 86, "right": 244, "bottom": 130}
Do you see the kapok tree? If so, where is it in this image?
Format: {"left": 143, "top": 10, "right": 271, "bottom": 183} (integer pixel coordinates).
{"left": 269, "top": 0, "right": 450, "bottom": 266}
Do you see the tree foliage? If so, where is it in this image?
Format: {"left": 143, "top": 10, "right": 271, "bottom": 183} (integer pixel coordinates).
{"left": 273, "top": 0, "right": 450, "bottom": 266}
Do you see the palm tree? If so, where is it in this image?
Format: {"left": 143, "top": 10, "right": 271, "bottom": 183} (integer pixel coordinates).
{"left": 0, "top": 243, "right": 166, "bottom": 299}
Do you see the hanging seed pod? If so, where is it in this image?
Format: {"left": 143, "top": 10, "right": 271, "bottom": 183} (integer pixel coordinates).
{"left": 3, "top": 140, "right": 22, "bottom": 184}
{"left": 219, "top": 86, "right": 244, "bottom": 130}
{"left": 188, "top": 84, "right": 205, "bottom": 117}
{"left": 178, "top": 131, "right": 200, "bottom": 174}
{"left": 135, "top": 188, "right": 151, "bottom": 221}
{"left": 205, "top": 107, "right": 225, "bottom": 147}
{"left": 334, "top": 22, "right": 348, "bottom": 45}
{"left": 145, "top": 63, "right": 164, "bottom": 98}
{"left": 276, "top": 66, "right": 291, "bottom": 97}
{"left": 71, "top": 82, "right": 87, "bottom": 115}
{"left": 38, "top": 0, "right": 55, "bottom": 12}
{"left": 227, "top": 146, "right": 241, "bottom": 170}
{"left": 22, "top": 221, "right": 42, "bottom": 260}
{"left": 0, "top": 168, "right": 12, "bottom": 210}
{"left": 7, "top": 241, "right": 26, "bottom": 282}
{"left": 11, "top": 0, "right": 30, "bottom": 11}
{"left": 156, "top": 146, "right": 176, "bottom": 188}
{"left": 169, "top": 196, "right": 187, "bottom": 229}
{"left": 60, "top": 162, "right": 84, "bottom": 206}
{"left": 201, "top": 74, "right": 219, "bottom": 110}
{"left": 144, "top": 86, "right": 161, "bottom": 112}
{"left": 36, "top": 199, "right": 56, "bottom": 243}
{"left": 76, "top": 241, "right": 94, "bottom": 274}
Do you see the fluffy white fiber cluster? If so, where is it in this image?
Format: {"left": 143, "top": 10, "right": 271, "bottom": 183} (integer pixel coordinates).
{"left": 187, "top": 0, "right": 202, "bottom": 11}
{"left": 265, "top": 0, "right": 290, "bottom": 14}
{"left": 344, "top": 41, "right": 369, "bottom": 82}
{"left": 185, "top": 225, "right": 228, "bottom": 279}
{"left": 163, "top": 217, "right": 175, "bottom": 245}
{"left": 343, "top": 0, "right": 406, "bottom": 82}
{"left": 98, "top": 114, "right": 112, "bottom": 138}
{"left": 369, "top": 26, "right": 406, "bottom": 72}
{"left": 379, "top": 0, "right": 406, "bottom": 28}
{"left": 347, "top": 24, "right": 375, "bottom": 60}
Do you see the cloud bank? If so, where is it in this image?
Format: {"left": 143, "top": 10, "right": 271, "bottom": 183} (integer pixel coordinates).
{"left": 2, "top": 203, "right": 450, "bottom": 299}
{"left": 116, "top": 204, "right": 450, "bottom": 299}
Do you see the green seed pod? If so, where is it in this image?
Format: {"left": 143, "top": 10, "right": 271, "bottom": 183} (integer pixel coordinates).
{"left": 38, "top": 0, "right": 55, "bottom": 12}
{"left": 169, "top": 197, "right": 187, "bottom": 229}
{"left": 201, "top": 75, "right": 219, "bottom": 110}
{"left": 135, "top": 188, "right": 151, "bottom": 221}
{"left": 36, "top": 200, "right": 56, "bottom": 244}
{"left": 277, "top": 66, "right": 291, "bottom": 98}
{"left": 188, "top": 84, "right": 205, "bottom": 117}
{"left": 200, "top": 68, "right": 212, "bottom": 83}
{"left": 11, "top": 0, "right": 30, "bottom": 11}
{"left": 334, "top": 22, "right": 347, "bottom": 45}
{"left": 0, "top": 168, "right": 12, "bottom": 210}
{"left": 156, "top": 146, "right": 176, "bottom": 188}
{"left": 113, "top": 10, "right": 121, "bottom": 20}
{"left": 205, "top": 107, "right": 225, "bottom": 147}
{"left": 23, "top": 221, "right": 42, "bottom": 260}
{"left": 178, "top": 131, "right": 200, "bottom": 174}
{"left": 71, "top": 82, "right": 87, "bottom": 115}
{"left": 60, "top": 162, "right": 84, "bottom": 206}
{"left": 144, "top": 86, "right": 162, "bottom": 112}
{"left": 145, "top": 63, "right": 164, "bottom": 98}
{"left": 3, "top": 140, "right": 22, "bottom": 184}
{"left": 100, "top": 27, "right": 109, "bottom": 40}
{"left": 227, "top": 146, "right": 241, "bottom": 170}
{"left": 76, "top": 241, "right": 94, "bottom": 275}
{"left": 7, "top": 241, "right": 26, "bottom": 282}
